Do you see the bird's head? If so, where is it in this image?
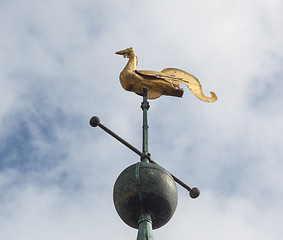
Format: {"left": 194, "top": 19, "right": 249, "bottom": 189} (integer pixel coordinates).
{"left": 115, "top": 47, "right": 135, "bottom": 58}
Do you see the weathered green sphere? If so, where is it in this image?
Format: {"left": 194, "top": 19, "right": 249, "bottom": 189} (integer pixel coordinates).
{"left": 113, "top": 162, "right": 178, "bottom": 229}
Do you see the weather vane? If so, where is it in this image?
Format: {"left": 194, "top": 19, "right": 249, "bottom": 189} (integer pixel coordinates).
{"left": 90, "top": 47, "right": 217, "bottom": 240}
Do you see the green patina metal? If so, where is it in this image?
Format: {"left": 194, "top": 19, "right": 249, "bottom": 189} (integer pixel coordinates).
{"left": 137, "top": 213, "right": 153, "bottom": 240}
{"left": 138, "top": 88, "right": 154, "bottom": 240}
{"left": 113, "top": 162, "right": 178, "bottom": 230}
{"left": 141, "top": 88, "right": 150, "bottom": 163}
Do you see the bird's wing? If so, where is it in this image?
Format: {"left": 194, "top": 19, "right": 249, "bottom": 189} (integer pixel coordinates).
{"left": 135, "top": 70, "right": 180, "bottom": 85}
{"left": 135, "top": 70, "right": 184, "bottom": 98}
{"left": 135, "top": 70, "right": 167, "bottom": 79}
{"left": 136, "top": 69, "right": 193, "bottom": 85}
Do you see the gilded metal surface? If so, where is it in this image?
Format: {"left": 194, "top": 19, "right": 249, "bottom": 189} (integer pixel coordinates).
{"left": 116, "top": 47, "right": 218, "bottom": 102}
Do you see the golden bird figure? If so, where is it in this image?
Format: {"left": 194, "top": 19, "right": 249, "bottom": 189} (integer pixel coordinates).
{"left": 116, "top": 47, "right": 217, "bottom": 102}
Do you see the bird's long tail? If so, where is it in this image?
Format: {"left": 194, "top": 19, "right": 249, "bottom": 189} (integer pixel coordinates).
{"left": 161, "top": 68, "right": 217, "bottom": 102}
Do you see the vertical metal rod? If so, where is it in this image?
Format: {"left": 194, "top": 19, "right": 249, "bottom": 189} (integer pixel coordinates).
{"left": 138, "top": 88, "right": 154, "bottom": 239}
{"left": 137, "top": 213, "right": 154, "bottom": 240}
{"left": 141, "top": 88, "right": 150, "bottom": 163}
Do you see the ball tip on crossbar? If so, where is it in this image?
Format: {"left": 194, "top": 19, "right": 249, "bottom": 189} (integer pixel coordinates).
{"left": 89, "top": 116, "right": 101, "bottom": 127}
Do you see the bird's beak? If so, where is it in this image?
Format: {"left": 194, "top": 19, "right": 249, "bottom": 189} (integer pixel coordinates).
{"left": 115, "top": 50, "right": 125, "bottom": 55}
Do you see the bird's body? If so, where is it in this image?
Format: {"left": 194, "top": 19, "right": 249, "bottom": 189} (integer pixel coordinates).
{"left": 116, "top": 47, "right": 217, "bottom": 102}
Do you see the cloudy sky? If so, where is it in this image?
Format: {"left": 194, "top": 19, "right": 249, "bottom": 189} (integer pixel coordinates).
{"left": 1, "top": 0, "right": 283, "bottom": 239}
